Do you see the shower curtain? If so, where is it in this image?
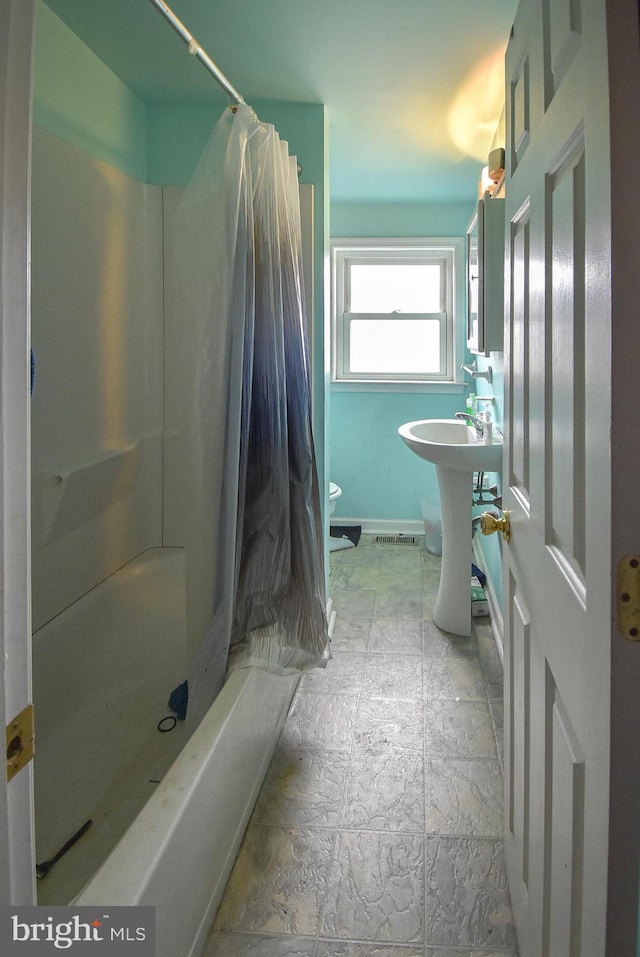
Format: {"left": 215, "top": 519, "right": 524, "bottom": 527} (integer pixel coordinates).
{"left": 175, "top": 105, "right": 328, "bottom": 727}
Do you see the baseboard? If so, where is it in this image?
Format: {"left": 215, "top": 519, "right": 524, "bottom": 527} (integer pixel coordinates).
{"left": 472, "top": 535, "right": 504, "bottom": 663}
{"left": 331, "top": 516, "right": 425, "bottom": 536}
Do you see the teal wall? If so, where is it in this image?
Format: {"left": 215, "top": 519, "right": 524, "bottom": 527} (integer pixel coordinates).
{"left": 471, "top": 351, "right": 504, "bottom": 610}
{"left": 331, "top": 389, "right": 468, "bottom": 522}
{"left": 331, "top": 201, "right": 474, "bottom": 240}
{"left": 329, "top": 199, "right": 473, "bottom": 524}
{"left": 34, "top": 2, "right": 149, "bottom": 181}
{"left": 330, "top": 199, "right": 505, "bottom": 611}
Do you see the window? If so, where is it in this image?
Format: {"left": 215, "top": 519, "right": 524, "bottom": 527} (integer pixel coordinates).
{"left": 331, "top": 238, "right": 463, "bottom": 386}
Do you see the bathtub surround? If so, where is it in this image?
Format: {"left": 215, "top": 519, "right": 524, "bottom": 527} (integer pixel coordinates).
{"left": 30, "top": 126, "right": 164, "bottom": 630}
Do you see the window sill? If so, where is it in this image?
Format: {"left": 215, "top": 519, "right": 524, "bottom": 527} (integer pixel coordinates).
{"left": 330, "top": 379, "right": 467, "bottom": 394}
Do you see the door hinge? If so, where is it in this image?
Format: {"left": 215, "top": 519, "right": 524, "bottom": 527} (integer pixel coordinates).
{"left": 617, "top": 556, "right": 640, "bottom": 641}
{"left": 6, "top": 704, "right": 35, "bottom": 782}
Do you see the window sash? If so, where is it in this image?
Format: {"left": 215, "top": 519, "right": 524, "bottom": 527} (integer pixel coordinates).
{"left": 339, "top": 312, "right": 449, "bottom": 380}
{"left": 345, "top": 257, "right": 446, "bottom": 314}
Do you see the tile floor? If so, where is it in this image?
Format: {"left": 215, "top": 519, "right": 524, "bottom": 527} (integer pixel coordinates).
{"left": 204, "top": 535, "right": 519, "bottom": 957}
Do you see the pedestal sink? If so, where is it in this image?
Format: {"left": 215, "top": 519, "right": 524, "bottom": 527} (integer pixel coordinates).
{"left": 398, "top": 418, "right": 502, "bottom": 636}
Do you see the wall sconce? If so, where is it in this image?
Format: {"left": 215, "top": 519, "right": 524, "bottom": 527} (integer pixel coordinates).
{"left": 487, "top": 147, "right": 505, "bottom": 183}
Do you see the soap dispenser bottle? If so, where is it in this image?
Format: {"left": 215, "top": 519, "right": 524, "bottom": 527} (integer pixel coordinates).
{"left": 466, "top": 393, "right": 477, "bottom": 416}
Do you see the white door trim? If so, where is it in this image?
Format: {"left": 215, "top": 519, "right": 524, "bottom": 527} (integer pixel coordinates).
{"left": 0, "top": 0, "right": 36, "bottom": 904}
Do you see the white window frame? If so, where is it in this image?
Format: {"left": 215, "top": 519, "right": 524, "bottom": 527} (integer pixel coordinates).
{"left": 331, "top": 237, "right": 466, "bottom": 391}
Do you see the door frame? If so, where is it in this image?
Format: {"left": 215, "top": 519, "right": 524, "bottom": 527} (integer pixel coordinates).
{"left": 0, "top": 0, "right": 36, "bottom": 904}
{"left": 605, "top": 0, "right": 640, "bottom": 949}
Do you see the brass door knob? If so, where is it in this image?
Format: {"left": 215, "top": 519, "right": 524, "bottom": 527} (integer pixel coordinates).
{"left": 480, "top": 509, "right": 511, "bottom": 543}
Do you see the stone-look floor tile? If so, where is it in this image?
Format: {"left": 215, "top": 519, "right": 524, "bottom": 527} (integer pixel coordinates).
{"left": 316, "top": 941, "right": 424, "bottom": 956}
{"left": 339, "top": 752, "right": 425, "bottom": 832}
{"left": 422, "top": 566, "right": 442, "bottom": 593}
{"left": 422, "top": 595, "right": 436, "bottom": 622}
{"left": 381, "top": 571, "right": 424, "bottom": 593}
{"left": 423, "top": 620, "right": 478, "bottom": 657}
{"left": 332, "top": 587, "right": 378, "bottom": 619}
{"left": 380, "top": 560, "right": 424, "bottom": 587}
{"left": 489, "top": 697, "right": 505, "bottom": 771}
{"left": 280, "top": 691, "right": 357, "bottom": 751}
{"left": 425, "top": 758, "right": 503, "bottom": 837}
{"left": 422, "top": 595, "right": 437, "bottom": 622}
{"left": 422, "top": 548, "right": 442, "bottom": 569}
{"left": 331, "top": 617, "right": 371, "bottom": 652}
{"left": 474, "top": 620, "right": 501, "bottom": 658}
{"left": 299, "top": 652, "right": 367, "bottom": 695}
{"left": 362, "top": 654, "right": 423, "bottom": 699}
{"left": 481, "top": 655, "right": 504, "bottom": 699}
{"left": 252, "top": 747, "right": 349, "bottom": 827}
{"left": 353, "top": 697, "right": 424, "bottom": 753}
{"left": 333, "top": 559, "right": 382, "bottom": 591}
{"left": 423, "top": 700, "right": 498, "bottom": 759}
{"left": 208, "top": 535, "right": 518, "bottom": 957}
{"left": 423, "top": 656, "right": 488, "bottom": 701}
{"left": 214, "top": 824, "right": 335, "bottom": 936}
{"left": 373, "top": 584, "right": 424, "bottom": 620}
{"left": 204, "top": 931, "right": 317, "bottom": 956}
{"left": 424, "top": 836, "right": 517, "bottom": 949}
{"left": 344, "top": 534, "right": 377, "bottom": 551}
{"left": 428, "top": 950, "right": 519, "bottom": 957}
{"left": 321, "top": 830, "right": 424, "bottom": 943}
{"left": 369, "top": 619, "right": 423, "bottom": 655}
{"left": 339, "top": 545, "right": 381, "bottom": 567}
{"left": 329, "top": 557, "right": 345, "bottom": 579}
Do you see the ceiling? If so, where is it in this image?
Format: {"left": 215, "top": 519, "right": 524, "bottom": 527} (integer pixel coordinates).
{"left": 42, "top": 0, "right": 518, "bottom": 203}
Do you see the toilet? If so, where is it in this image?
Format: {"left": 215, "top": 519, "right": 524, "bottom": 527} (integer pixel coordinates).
{"left": 329, "top": 481, "right": 342, "bottom": 516}
{"left": 328, "top": 482, "right": 354, "bottom": 551}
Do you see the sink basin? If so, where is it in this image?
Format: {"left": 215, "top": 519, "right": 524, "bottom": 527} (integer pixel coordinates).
{"left": 398, "top": 418, "right": 502, "bottom": 472}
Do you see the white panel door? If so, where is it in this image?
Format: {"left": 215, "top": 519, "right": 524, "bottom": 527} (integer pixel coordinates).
{"left": 502, "top": 0, "right": 640, "bottom": 953}
{"left": 0, "top": 0, "right": 36, "bottom": 903}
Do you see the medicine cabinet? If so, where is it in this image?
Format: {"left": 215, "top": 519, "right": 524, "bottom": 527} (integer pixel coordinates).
{"left": 466, "top": 193, "right": 505, "bottom": 356}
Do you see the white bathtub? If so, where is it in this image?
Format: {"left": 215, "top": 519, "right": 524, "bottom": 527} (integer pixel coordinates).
{"left": 33, "top": 546, "right": 299, "bottom": 956}
{"left": 76, "top": 665, "right": 298, "bottom": 957}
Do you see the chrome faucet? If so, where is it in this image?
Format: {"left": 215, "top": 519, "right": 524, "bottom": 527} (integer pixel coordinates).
{"left": 455, "top": 410, "right": 485, "bottom": 438}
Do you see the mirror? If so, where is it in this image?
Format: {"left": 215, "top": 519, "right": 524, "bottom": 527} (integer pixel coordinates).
{"left": 466, "top": 193, "right": 505, "bottom": 356}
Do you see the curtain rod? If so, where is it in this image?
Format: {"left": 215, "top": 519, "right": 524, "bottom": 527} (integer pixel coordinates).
{"left": 148, "top": 0, "right": 246, "bottom": 105}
